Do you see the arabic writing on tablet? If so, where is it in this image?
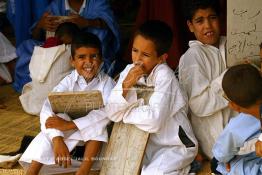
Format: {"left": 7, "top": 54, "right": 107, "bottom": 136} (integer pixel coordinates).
{"left": 227, "top": 1, "right": 262, "bottom": 66}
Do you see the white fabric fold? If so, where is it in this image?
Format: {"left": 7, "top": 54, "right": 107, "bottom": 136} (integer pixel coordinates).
{"left": 0, "top": 32, "right": 16, "bottom": 63}
{"left": 0, "top": 154, "right": 21, "bottom": 169}
{"left": 29, "top": 44, "right": 67, "bottom": 83}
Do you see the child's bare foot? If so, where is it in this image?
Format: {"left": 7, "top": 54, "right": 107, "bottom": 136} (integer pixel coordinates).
{"left": 26, "top": 160, "right": 43, "bottom": 175}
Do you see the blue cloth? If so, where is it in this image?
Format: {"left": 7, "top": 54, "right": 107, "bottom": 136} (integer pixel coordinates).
{"left": 212, "top": 113, "right": 262, "bottom": 175}
{"left": 13, "top": 0, "right": 120, "bottom": 92}
{"left": 6, "top": 0, "right": 50, "bottom": 46}
{"left": 13, "top": 39, "right": 43, "bottom": 92}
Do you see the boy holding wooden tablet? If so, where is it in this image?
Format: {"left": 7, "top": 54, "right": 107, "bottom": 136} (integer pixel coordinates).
{"left": 19, "top": 32, "right": 115, "bottom": 175}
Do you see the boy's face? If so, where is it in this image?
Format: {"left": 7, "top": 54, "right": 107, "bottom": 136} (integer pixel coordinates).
{"left": 71, "top": 47, "right": 102, "bottom": 81}
{"left": 187, "top": 8, "right": 220, "bottom": 46}
{"left": 132, "top": 35, "right": 165, "bottom": 75}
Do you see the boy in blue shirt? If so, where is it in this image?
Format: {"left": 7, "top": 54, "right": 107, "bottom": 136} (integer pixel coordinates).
{"left": 212, "top": 64, "right": 262, "bottom": 175}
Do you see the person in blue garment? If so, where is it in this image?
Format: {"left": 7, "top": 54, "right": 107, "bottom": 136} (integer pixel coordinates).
{"left": 6, "top": 0, "right": 51, "bottom": 46}
{"left": 212, "top": 64, "right": 262, "bottom": 175}
{"left": 13, "top": 0, "right": 120, "bottom": 92}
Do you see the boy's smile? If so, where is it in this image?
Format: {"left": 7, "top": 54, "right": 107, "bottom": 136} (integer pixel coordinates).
{"left": 187, "top": 8, "right": 221, "bottom": 47}
{"left": 132, "top": 35, "right": 165, "bottom": 75}
{"left": 71, "top": 47, "right": 102, "bottom": 81}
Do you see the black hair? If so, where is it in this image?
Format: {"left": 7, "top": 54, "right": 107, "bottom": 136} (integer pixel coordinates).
{"left": 260, "top": 42, "right": 262, "bottom": 49}
{"left": 55, "top": 22, "right": 80, "bottom": 40}
{"left": 134, "top": 20, "right": 173, "bottom": 57}
{"left": 184, "top": 0, "right": 220, "bottom": 21}
{"left": 71, "top": 32, "right": 102, "bottom": 58}
{"left": 222, "top": 64, "right": 262, "bottom": 108}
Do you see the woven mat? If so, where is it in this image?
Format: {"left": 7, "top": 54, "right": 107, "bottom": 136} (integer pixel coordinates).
{"left": 0, "top": 85, "right": 40, "bottom": 154}
{"left": 0, "top": 85, "right": 101, "bottom": 175}
{"left": 0, "top": 85, "right": 39, "bottom": 174}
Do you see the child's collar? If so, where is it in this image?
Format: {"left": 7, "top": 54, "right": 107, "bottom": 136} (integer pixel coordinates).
{"left": 72, "top": 69, "right": 103, "bottom": 84}
{"left": 65, "top": 0, "right": 86, "bottom": 14}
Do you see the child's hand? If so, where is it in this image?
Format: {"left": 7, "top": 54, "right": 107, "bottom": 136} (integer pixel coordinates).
{"left": 45, "top": 116, "right": 77, "bottom": 131}
{"left": 67, "top": 13, "right": 87, "bottom": 28}
{"left": 255, "top": 140, "right": 262, "bottom": 157}
{"left": 225, "top": 162, "right": 231, "bottom": 172}
{"left": 52, "top": 136, "right": 71, "bottom": 168}
{"left": 122, "top": 64, "right": 146, "bottom": 97}
{"left": 37, "top": 12, "right": 59, "bottom": 32}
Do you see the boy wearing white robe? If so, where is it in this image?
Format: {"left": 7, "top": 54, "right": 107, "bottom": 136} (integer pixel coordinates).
{"left": 0, "top": 32, "right": 16, "bottom": 84}
{"left": 178, "top": 0, "right": 237, "bottom": 159}
{"left": 106, "top": 20, "right": 198, "bottom": 175}
{"left": 19, "top": 32, "right": 115, "bottom": 175}
{"left": 212, "top": 64, "right": 262, "bottom": 175}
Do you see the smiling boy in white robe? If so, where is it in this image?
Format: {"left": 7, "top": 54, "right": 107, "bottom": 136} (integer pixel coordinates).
{"left": 19, "top": 32, "right": 115, "bottom": 175}
{"left": 106, "top": 20, "right": 198, "bottom": 175}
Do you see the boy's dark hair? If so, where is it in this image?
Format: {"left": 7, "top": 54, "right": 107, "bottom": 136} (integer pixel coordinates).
{"left": 71, "top": 32, "right": 102, "bottom": 58}
{"left": 134, "top": 20, "right": 173, "bottom": 57}
{"left": 222, "top": 64, "right": 262, "bottom": 108}
{"left": 184, "top": 0, "right": 220, "bottom": 21}
{"left": 260, "top": 42, "right": 262, "bottom": 49}
{"left": 55, "top": 22, "right": 80, "bottom": 39}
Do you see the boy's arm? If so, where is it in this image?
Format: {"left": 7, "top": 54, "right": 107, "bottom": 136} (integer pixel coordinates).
{"left": 106, "top": 65, "right": 141, "bottom": 122}
{"left": 122, "top": 75, "right": 175, "bottom": 133}
{"left": 122, "top": 65, "right": 145, "bottom": 97}
{"left": 179, "top": 53, "right": 228, "bottom": 117}
{"left": 212, "top": 115, "right": 261, "bottom": 162}
{"left": 73, "top": 108, "right": 110, "bottom": 139}
{"left": 73, "top": 77, "right": 115, "bottom": 136}
{"left": 45, "top": 116, "right": 77, "bottom": 131}
{"left": 40, "top": 74, "right": 71, "bottom": 140}
{"left": 40, "top": 99, "right": 65, "bottom": 140}
{"left": 107, "top": 67, "right": 183, "bottom": 133}
{"left": 212, "top": 130, "right": 238, "bottom": 163}
{"left": 52, "top": 136, "right": 71, "bottom": 168}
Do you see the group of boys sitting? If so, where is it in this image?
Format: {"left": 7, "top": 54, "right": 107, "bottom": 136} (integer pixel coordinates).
{"left": 0, "top": 0, "right": 261, "bottom": 175}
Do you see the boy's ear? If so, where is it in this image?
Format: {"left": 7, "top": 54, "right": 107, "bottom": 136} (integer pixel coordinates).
{"left": 70, "top": 56, "right": 75, "bottom": 67}
{"left": 228, "top": 101, "right": 241, "bottom": 112}
{"left": 187, "top": 20, "right": 194, "bottom": 33}
{"left": 159, "top": 53, "right": 168, "bottom": 63}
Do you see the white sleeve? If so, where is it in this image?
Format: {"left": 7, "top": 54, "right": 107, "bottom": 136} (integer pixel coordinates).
{"left": 105, "top": 65, "right": 139, "bottom": 122}
{"left": 73, "top": 108, "right": 110, "bottom": 141}
{"left": 40, "top": 99, "right": 64, "bottom": 140}
{"left": 122, "top": 75, "right": 178, "bottom": 133}
{"left": 179, "top": 54, "right": 228, "bottom": 117}
{"left": 107, "top": 67, "right": 182, "bottom": 133}
{"left": 259, "top": 133, "right": 262, "bottom": 141}
{"left": 39, "top": 75, "right": 71, "bottom": 140}
{"left": 212, "top": 115, "right": 260, "bottom": 162}
{"left": 72, "top": 76, "right": 115, "bottom": 140}
{"left": 73, "top": 76, "right": 115, "bottom": 130}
